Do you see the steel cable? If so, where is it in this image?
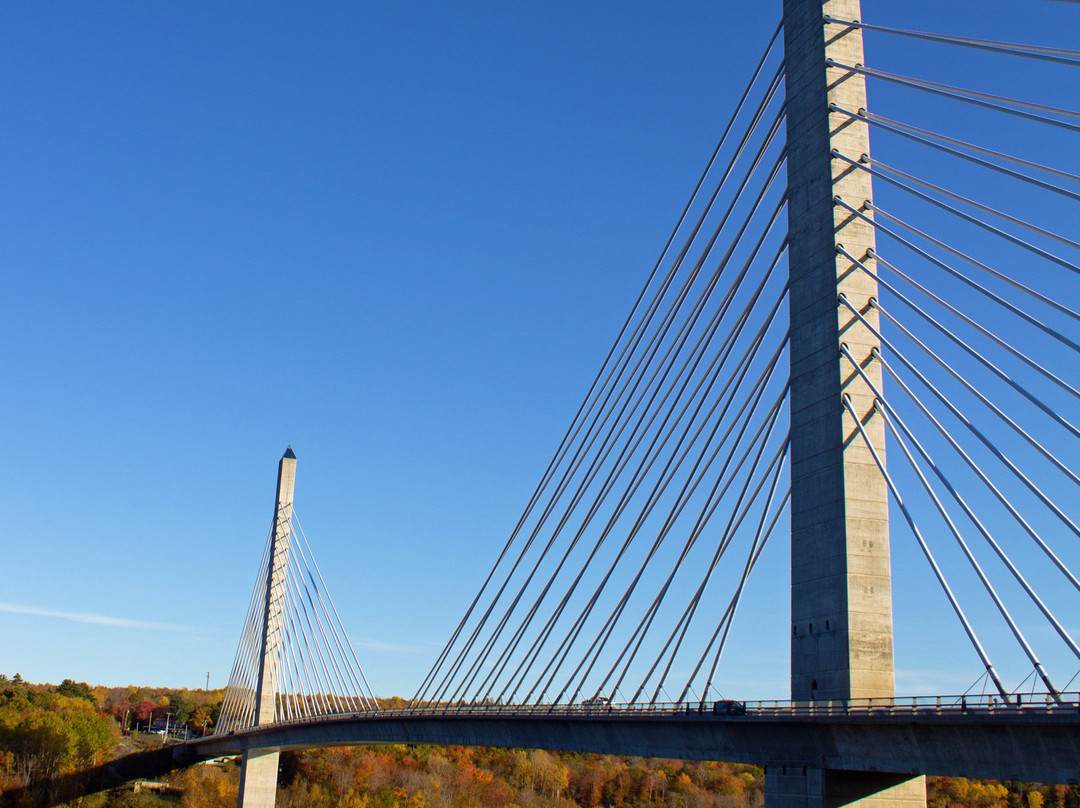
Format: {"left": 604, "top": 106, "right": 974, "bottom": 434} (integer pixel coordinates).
{"left": 859, "top": 156, "right": 1080, "bottom": 250}
{"left": 485, "top": 250, "right": 789, "bottom": 705}
{"left": 839, "top": 296, "right": 1080, "bottom": 541}
{"left": 555, "top": 322, "right": 791, "bottom": 705}
{"left": 678, "top": 445, "right": 790, "bottom": 702}
{"left": 843, "top": 395, "right": 1011, "bottom": 702}
{"left": 482, "top": 219, "right": 789, "bottom": 704}
{"left": 848, "top": 350, "right": 1080, "bottom": 669}
{"left": 834, "top": 197, "right": 1080, "bottom": 341}
{"left": 291, "top": 518, "right": 377, "bottom": 709}
{"left": 571, "top": 327, "right": 790, "bottom": 704}
{"left": 420, "top": 65, "right": 788, "bottom": 700}
{"left": 873, "top": 349, "right": 1080, "bottom": 594}
{"left": 869, "top": 296, "right": 1080, "bottom": 471}
{"left": 821, "top": 16, "right": 1080, "bottom": 66}
{"left": 640, "top": 386, "right": 790, "bottom": 704}
{"left": 413, "top": 23, "right": 785, "bottom": 703}
{"left": 826, "top": 60, "right": 1080, "bottom": 133}
{"left": 434, "top": 124, "right": 787, "bottom": 704}
{"left": 293, "top": 517, "right": 378, "bottom": 708}
{"left": 698, "top": 484, "right": 790, "bottom": 701}
{"left": 842, "top": 344, "right": 1061, "bottom": 698}
{"left": 840, "top": 246, "right": 1080, "bottom": 401}
{"left": 499, "top": 273, "right": 790, "bottom": 705}
{"left": 830, "top": 104, "right": 1080, "bottom": 195}
{"left": 833, "top": 151, "right": 1080, "bottom": 274}
{"left": 838, "top": 249, "right": 1080, "bottom": 442}
{"left": 528, "top": 333, "right": 791, "bottom": 706}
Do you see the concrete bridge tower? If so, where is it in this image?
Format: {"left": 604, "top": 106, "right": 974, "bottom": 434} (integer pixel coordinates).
{"left": 777, "top": 1, "right": 925, "bottom": 806}
{"left": 237, "top": 447, "right": 296, "bottom": 808}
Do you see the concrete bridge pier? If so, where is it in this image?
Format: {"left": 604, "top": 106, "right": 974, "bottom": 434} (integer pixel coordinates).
{"left": 236, "top": 448, "right": 297, "bottom": 808}
{"left": 780, "top": 1, "right": 924, "bottom": 806}
{"left": 238, "top": 750, "right": 281, "bottom": 808}
{"left": 766, "top": 768, "right": 926, "bottom": 808}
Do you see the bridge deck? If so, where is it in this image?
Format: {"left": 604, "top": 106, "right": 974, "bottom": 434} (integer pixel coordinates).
{"left": 181, "top": 702, "right": 1080, "bottom": 786}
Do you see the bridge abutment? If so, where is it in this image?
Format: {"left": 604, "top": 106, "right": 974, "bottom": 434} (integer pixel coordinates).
{"left": 766, "top": 768, "right": 926, "bottom": 808}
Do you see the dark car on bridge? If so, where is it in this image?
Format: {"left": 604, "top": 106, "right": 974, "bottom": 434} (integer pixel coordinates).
{"left": 713, "top": 700, "right": 747, "bottom": 716}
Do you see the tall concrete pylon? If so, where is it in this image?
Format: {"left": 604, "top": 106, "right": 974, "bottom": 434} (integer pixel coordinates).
{"left": 236, "top": 447, "right": 297, "bottom": 808}
{"left": 777, "top": 1, "right": 925, "bottom": 806}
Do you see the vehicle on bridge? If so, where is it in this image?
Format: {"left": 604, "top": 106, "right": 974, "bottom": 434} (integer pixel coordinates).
{"left": 714, "top": 700, "right": 747, "bottom": 716}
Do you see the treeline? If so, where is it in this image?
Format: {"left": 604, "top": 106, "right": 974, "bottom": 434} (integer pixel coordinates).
{"left": 1, "top": 676, "right": 1079, "bottom": 808}
{"left": 280, "top": 745, "right": 764, "bottom": 808}
{"left": 929, "top": 779, "right": 1080, "bottom": 808}
{"left": 0, "top": 674, "right": 224, "bottom": 804}
{"left": 172, "top": 745, "right": 764, "bottom": 808}
{"left": 0, "top": 674, "right": 225, "bottom": 736}
{"left": 0, "top": 678, "right": 115, "bottom": 798}
{"left": 169, "top": 748, "right": 1080, "bottom": 808}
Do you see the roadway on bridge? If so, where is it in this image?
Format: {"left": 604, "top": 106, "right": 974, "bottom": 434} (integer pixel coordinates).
{"left": 182, "top": 703, "right": 1080, "bottom": 786}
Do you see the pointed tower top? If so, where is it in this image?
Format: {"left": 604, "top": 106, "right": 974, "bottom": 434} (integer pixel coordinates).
{"left": 283, "top": 446, "right": 296, "bottom": 460}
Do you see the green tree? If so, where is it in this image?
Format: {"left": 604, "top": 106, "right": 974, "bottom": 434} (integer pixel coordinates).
{"left": 55, "top": 679, "right": 93, "bottom": 702}
{"left": 169, "top": 689, "right": 197, "bottom": 726}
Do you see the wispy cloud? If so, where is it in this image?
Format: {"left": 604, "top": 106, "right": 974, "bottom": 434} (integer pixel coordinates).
{"left": 0, "top": 602, "right": 201, "bottom": 634}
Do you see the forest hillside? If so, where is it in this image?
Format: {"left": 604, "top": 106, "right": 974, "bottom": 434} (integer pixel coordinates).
{"left": 1, "top": 676, "right": 1075, "bottom": 808}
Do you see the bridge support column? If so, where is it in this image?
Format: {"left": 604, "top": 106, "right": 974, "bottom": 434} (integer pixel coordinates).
{"left": 237, "top": 448, "right": 297, "bottom": 808}
{"left": 784, "top": 0, "right": 895, "bottom": 704}
{"left": 765, "top": 767, "right": 926, "bottom": 808}
{"left": 238, "top": 750, "right": 281, "bottom": 808}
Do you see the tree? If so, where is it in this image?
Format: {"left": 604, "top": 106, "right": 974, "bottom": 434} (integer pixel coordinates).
{"left": 105, "top": 696, "right": 132, "bottom": 722}
{"left": 507, "top": 749, "right": 532, "bottom": 790}
{"left": 0, "top": 690, "right": 115, "bottom": 787}
{"left": 55, "top": 679, "right": 93, "bottom": 702}
{"left": 528, "top": 750, "right": 568, "bottom": 801}
{"left": 641, "top": 769, "right": 667, "bottom": 804}
{"left": 190, "top": 706, "right": 212, "bottom": 734}
{"left": 170, "top": 689, "right": 197, "bottom": 726}
{"left": 136, "top": 698, "right": 155, "bottom": 724}
{"left": 174, "top": 762, "right": 238, "bottom": 808}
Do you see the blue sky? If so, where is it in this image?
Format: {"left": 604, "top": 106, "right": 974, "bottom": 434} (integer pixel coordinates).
{"left": 2, "top": 1, "right": 1076, "bottom": 699}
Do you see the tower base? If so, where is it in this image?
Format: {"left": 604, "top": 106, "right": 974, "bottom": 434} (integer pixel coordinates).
{"left": 765, "top": 767, "right": 926, "bottom": 808}
{"left": 238, "top": 749, "right": 280, "bottom": 808}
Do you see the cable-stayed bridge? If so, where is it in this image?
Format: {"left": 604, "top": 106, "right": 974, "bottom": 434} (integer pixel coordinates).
{"left": 94, "top": 2, "right": 1079, "bottom": 807}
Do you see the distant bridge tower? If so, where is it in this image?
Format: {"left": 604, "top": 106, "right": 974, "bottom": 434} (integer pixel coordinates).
{"left": 779, "top": 1, "right": 924, "bottom": 807}
{"left": 237, "top": 447, "right": 296, "bottom": 808}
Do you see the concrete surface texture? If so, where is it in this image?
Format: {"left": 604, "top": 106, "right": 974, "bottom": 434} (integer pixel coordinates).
{"left": 784, "top": 0, "right": 895, "bottom": 707}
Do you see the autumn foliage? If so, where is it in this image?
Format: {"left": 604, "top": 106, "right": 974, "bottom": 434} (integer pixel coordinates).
{"left": 272, "top": 744, "right": 764, "bottom": 808}
{"left": 927, "top": 778, "right": 1080, "bottom": 808}
{"left": 1, "top": 677, "right": 1078, "bottom": 808}
{"left": 0, "top": 680, "right": 116, "bottom": 801}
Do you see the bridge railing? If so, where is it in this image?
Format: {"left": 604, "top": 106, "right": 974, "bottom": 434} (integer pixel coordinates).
{"left": 392, "top": 691, "right": 1080, "bottom": 717}
{"left": 216, "top": 691, "right": 1080, "bottom": 735}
